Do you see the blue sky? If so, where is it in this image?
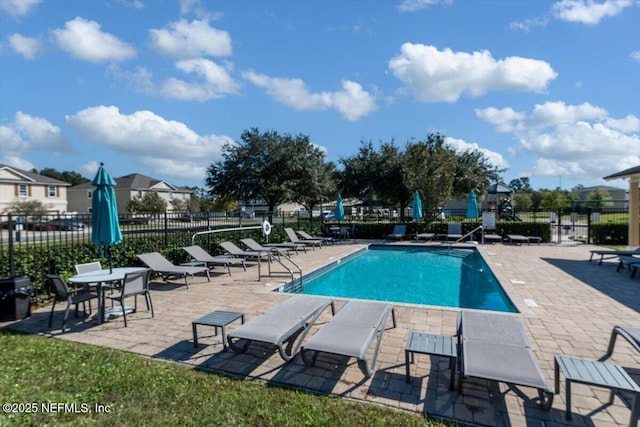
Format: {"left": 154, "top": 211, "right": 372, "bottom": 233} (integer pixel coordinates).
{"left": 1, "top": 0, "right": 638, "bottom": 192}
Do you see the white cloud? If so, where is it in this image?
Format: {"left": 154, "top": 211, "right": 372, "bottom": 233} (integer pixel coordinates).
{"left": 52, "top": 17, "right": 136, "bottom": 63}
{"left": 509, "top": 16, "right": 549, "bottom": 32}
{"left": 631, "top": 50, "right": 640, "bottom": 61}
{"left": 0, "top": 111, "right": 71, "bottom": 156}
{"left": 9, "top": 33, "right": 44, "bottom": 59}
{"left": 149, "top": 19, "right": 231, "bottom": 58}
{"left": 0, "top": 0, "right": 41, "bottom": 17}
{"left": 397, "top": 0, "right": 452, "bottom": 12}
{"left": 477, "top": 102, "right": 640, "bottom": 181}
{"left": 242, "top": 71, "right": 377, "bottom": 121}
{"left": 552, "top": 0, "right": 633, "bottom": 25}
{"left": 388, "top": 43, "right": 557, "bottom": 102}
{"left": 445, "top": 137, "right": 509, "bottom": 170}
{"left": 80, "top": 160, "right": 100, "bottom": 177}
{"left": 65, "top": 105, "right": 234, "bottom": 181}
{"left": 0, "top": 156, "right": 36, "bottom": 171}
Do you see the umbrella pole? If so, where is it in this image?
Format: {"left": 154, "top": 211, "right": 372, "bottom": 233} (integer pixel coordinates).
{"left": 107, "top": 245, "right": 113, "bottom": 273}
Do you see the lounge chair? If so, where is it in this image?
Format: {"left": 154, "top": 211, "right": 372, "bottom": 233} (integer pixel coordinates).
{"left": 589, "top": 247, "right": 640, "bottom": 265}
{"left": 507, "top": 234, "right": 529, "bottom": 245}
{"left": 183, "top": 245, "right": 247, "bottom": 276}
{"left": 297, "top": 230, "right": 334, "bottom": 245}
{"left": 301, "top": 300, "right": 396, "bottom": 377}
{"left": 227, "top": 295, "right": 335, "bottom": 361}
{"left": 604, "top": 325, "right": 640, "bottom": 358}
{"left": 218, "top": 241, "right": 271, "bottom": 262}
{"left": 446, "top": 223, "right": 463, "bottom": 241}
{"left": 240, "top": 238, "right": 288, "bottom": 257}
{"left": 414, "top": 232, "right": 435, "bottom": 241}
{"left": 136, "top": 252, "right": 210, "bottom": 289}
{"left": 387, "top": 225, "right": 407, "bottom": 240}
{"left": 482, "top": 232, "right": 502, "bottom": 244}
{"left": 616, "top": 255, "right": 640, "bottom": 277}
{"left": 285, "top": 227, "right": 322, "bottom": 249}
{"left": 458, "top": 310, "right": 554, "bottom": 410}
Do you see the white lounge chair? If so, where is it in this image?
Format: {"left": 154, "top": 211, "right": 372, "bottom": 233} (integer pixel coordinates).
{"left": 301, "top": 300, "right": 396, "bottom": 377}
{"left": 136, "top": 252, "right": 210, "bottom": 289}
{"left": 228, "top": 295, "right": 335, "bottom": 361}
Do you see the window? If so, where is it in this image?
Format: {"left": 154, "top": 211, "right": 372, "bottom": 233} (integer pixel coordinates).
{"left": 168, "top": 192, "right": 173, "bottom": 200}
{"left": 18, "top": 184, "right": 27, "bottom": 197}
{"left": 182, "top": 193, "right": 186, "bottom": 200}
{"left": 48, "top": 186, "right": 56, "bottom": 197}
{"left": 87, "top": 190, "right": 92, "bottom": 199}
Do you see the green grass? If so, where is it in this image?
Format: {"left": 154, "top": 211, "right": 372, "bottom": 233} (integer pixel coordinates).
{"left": 0, "top": 329, "right": 455, "bottom": 427}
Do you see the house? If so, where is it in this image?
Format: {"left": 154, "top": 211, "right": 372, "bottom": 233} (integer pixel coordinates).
{"left": 0, "top": 163, "right": 70, "bottom": 214}
{"left": 572, "top": 185, "right": 626, "bottom": 209}
{"left": 67, "top": 173, "right": 193, "bottom": 215}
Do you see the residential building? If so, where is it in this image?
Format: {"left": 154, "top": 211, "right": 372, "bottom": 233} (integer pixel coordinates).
{"left": 0, "top": 163, "right": 69, "bottom": 214}
{"left": 68, "top": 173, "right": 192, "bottom": 214}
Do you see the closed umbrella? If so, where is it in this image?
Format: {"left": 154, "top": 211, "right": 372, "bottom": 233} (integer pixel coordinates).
{"left": 412, "top": 191, "right": 423, "bottom": 220}
{"left": 335, "top": 194, "right": 345, "bottom": 220}
{"left": 466, "top": 190, "right": 479, "bottom": 218}
{"left": 91, "top": 163, "right": 122, "bottom": 273}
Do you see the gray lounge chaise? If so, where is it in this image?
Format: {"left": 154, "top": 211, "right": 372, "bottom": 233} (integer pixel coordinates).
{"left": 285, "top": 227, "right": 322, "bottom": 249}
{"left": 446, "top": 223, "right": 463, "bottom": 242}
{"left": 605, "top": 325, "right": 640, "bottom": 357}
{"left": 458, "top": 310, "right": 554, "bottom": 410}
{"left": 589, "top": 247, "right": 640, "bottom": 265}
{"left": 297, "top": 230, "right": 334, "bottom": 245}
{"left": 301, "top": 300, "right": 396, "bottom": 377}
{"left": 387, "top": 225, "right": 407, "bottom": 240}
{"left": 136, "top": 252, "right": 210, "bottom": 289}
{"left": 227, "top": 295, "right": 335, "bottom": 361}
{"left": 183, "top": 245, "right": 247, "bottom": 275}
{"left": 219, "top": 241, "right": 271, "bottom": 263}
{"left": 240, "top": 238, "right": 288, "bottom": 257}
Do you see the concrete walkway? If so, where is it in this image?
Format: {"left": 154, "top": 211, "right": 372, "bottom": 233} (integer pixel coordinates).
{"left": 3, "top": 240, "right": 639, "bottom": 426}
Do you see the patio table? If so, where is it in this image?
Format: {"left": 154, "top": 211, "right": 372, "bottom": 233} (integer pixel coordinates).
{"left": 69, "top": 267, "right": 146, "bottom": 324}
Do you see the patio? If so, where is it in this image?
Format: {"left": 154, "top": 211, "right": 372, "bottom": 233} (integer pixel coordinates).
{"left": 3, "top": 241, "right": 639, "bottom": 426}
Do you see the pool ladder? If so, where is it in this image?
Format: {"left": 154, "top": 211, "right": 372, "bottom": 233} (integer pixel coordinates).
{"left": 447, "top": 225, "right": 485, "bottom": 251}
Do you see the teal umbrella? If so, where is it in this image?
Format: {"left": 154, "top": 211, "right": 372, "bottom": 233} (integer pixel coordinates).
{"left": 466, "top": 190, "right": 479, "bottom": 218}
{"left": 412, "top": 191, "right": 423, "bottom": 220}
{"left": 91, "top": 163, "right": 122, "bottom": 273}
{"left": 335, "top": 194, "right": 345, "bottom": 220}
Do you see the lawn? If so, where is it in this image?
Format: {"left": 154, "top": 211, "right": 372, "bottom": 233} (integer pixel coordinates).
{"left": 0, "top": 329, "right": 456, "bottom": 426}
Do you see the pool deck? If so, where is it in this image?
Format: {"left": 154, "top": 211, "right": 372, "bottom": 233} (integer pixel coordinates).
{"left": 3, "top": 240, "right": 639, "bottom": 426}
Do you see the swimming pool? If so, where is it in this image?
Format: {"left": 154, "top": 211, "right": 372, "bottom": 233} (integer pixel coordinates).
{"left": 281, "top": 245, "right": 517, "bottom": 313}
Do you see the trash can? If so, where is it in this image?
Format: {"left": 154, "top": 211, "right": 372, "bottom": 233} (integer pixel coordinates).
{"left": 0, "top": 276, "right": 32, "bottom": 321}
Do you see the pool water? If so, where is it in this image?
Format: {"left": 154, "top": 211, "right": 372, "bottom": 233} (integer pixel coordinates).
{"left": 283, "top": 245, "right": 517, "bottom": 313}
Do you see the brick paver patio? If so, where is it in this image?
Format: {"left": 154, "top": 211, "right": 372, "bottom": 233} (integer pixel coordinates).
{"left": 3, "top": 240, "right": 639, "bottom": 426}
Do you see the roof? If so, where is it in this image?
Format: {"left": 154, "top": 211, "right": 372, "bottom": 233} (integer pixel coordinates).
{"left": 603, "top": 165, "right": 640, "bottom": 181}
{"left": 487, "top": 183, "right": 513, "bottom": 194}
{"left": 69, "top": 172, "right": 191, "bottom": 192}
{"left": 0, "top": 163, "right": 70, "bottom": 186}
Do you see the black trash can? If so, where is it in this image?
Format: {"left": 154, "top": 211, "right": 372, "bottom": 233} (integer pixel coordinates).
{"left": 0, "top": 276, "right": 32, "bottom": 322}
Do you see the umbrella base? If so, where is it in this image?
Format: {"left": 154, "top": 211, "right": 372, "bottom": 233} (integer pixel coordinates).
{"left": 104, "top": 305, "right": 134, "bottom": 320}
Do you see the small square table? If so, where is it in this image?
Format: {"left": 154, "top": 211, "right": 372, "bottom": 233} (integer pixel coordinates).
{"left": 554, "top": 354, "right": 639, "bottom": 426}
{"left": 405, "top": 331, "right": 458, "bottom": 390}
{"left": 192, "top": 310, "right": 245, "bottom": 350}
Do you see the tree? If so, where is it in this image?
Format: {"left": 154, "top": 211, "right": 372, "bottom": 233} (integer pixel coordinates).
{"left": 508, "top": 177, "right": 533, "bottom": 193}
{"left": 513, "top": 192, "right": 533, "bottom": 209}
{"left": 451, "top": 149, "right": 502, "bottom": 199}
{"left": 5, "top": 199, "right": 50, "bottom": 216}
{"left": 206, "top": 128, "right": 332, "bottom": 217}
{"left": 539, "top": 189, "right": 575, "bottom": 210}
{"left": 586, "top": 188, "right": 614, "bottom": 209}
{"left": 127, "top": 192, "right": 167, "bottom": 213}
{"left": 38, "top": 168, "right": 90, "bottom": 186}
{"left": 403, "top": 134, "right": 457, "bottom": 219}
{"left": 376, "top": 142, "right": 411, "bottom": 219}
{"left": 339, "top": 141, "right": 379, "bottom": 201}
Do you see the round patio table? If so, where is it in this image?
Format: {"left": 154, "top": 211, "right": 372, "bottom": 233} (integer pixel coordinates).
{"left": 69, "top": 267, "right": 146, "bottom": 324}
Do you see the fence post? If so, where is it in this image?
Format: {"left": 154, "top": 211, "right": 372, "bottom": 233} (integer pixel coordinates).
{"left": 163, "top": 211, "right": 168, "bottom": 247}
{"left": 556, "top": 209, "right": 562, "bottom": 244}
{"left": 586, "top": 207, "right": 592, "bottom": 245}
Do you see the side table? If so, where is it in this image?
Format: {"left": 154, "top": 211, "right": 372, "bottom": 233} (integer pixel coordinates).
{"left": 554, "top": 354, "right": 639, "bottom": 426}
{"left": 405, "top": 331, "right": 457, "bottom": 390}
{"left": 192, "top": 310, "right": 245, "bottom": 351}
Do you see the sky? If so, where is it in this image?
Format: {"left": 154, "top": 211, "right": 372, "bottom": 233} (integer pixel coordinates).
{"left": 0, "top": 0, "right": 639, "bottom": 193}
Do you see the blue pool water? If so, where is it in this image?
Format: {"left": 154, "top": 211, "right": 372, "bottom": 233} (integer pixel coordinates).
{"left": 283, "top": 245, "right": 517, "bottom": 313}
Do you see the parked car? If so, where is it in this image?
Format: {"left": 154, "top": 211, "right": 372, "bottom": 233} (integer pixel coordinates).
{"left": 230, "top": 210, "right": 255, "bottom": 218}
{"left": 24, "top": 221, "right": 54, "bottom": 231}
{"left": 48, "top": 218, "right": 85, "bottom": 231}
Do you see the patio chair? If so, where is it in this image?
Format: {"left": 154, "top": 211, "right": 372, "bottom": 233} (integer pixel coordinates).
{"left": 616, "top": 255, "right": 640, "bottom": 277}
{"left": 604, "top": 326, "right": 640, "bottom": 359}
{"left": 227, "top": 295, "right": 335, "bottom": 362}
{"left": 589, "top": 247, "right": 640, "bottom": 265}
{"left": 285, "top": 227, "right": 322, "bottom": 249}
{"left": 183, "top": 245, "right": 247, "bottom": 276}
{"left": 46, "top": 274, "right": 98, "bottom": 332}
{"left": 75, "top": 261, "right": 120, "bottom": 293}
{"left": 297, "top": 230, "right": 334, "bottom": 245}
{"left": 458, "top": 310, "right": 554, "bottom": 410}
{"left": 387, "top": 225, "right": 407, "bottom": 240}
{"left": 105, "top": 269, "right": 153, "bottom": 327}
{"left": 136, "top": 252, "right": 210, "bottom": 289}
{"left": 446, "top": 223, "right": 463, "bottom": 241}
{"left": 301, "top": 300, "right": 396, "bottom": 377}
